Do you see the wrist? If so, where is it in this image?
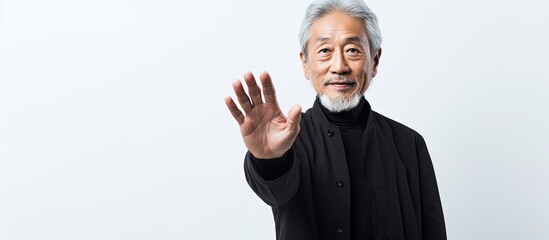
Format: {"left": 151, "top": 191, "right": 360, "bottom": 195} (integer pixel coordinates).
{"left": 251, "top": 152, "right": 285, "bottom": 160}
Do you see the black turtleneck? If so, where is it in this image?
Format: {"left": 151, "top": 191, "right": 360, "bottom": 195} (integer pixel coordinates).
{"left": 252, "top": 97, "right": 374, "bottom": 239}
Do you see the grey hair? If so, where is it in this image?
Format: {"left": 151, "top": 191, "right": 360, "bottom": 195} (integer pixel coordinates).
{"left": 299, "top": 0, "right": 382, "bottom": 58}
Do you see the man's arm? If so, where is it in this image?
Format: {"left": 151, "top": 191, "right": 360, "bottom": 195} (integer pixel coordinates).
{"left": 416, "top": 136, "right": 447, "bottom": 239}
{"left": 225, "top": 72, "right": 302, "bottom": 207}
{"left": 244, "top": 148, "right": 300, "bottom": 207}
{"left": 250, "top": 151, "right": 294, "bottom": 181}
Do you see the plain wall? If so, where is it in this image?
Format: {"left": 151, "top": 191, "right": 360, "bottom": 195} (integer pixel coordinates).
{"left": 1, "top": 0, "right": 548, "bottom": 239}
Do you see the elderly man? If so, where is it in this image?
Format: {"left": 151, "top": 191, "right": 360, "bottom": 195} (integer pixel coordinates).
{"left": 225, "top": 0, "right": 446, "bottom": 239}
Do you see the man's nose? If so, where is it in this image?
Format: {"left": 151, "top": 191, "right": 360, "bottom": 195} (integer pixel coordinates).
{"left": 330, "top": 50, "right": 350, "bottom": 75}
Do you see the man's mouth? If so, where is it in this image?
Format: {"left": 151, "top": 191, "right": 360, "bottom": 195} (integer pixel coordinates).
{"left": 325, "top": 81, "right": 356, "bottom": 91}
{"left": 325, "top": 82, "right": 356, "bottom": 86}
{"left": 324, "top": 76, "right": 356, "bottom": 85}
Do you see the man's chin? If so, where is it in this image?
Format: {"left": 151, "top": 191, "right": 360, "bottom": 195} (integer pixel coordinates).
{"left": 318, "top": 93, "right": 363, "bottom": 113}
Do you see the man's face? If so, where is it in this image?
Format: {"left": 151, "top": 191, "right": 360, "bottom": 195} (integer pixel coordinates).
{"left": 300, "top": 10, "right": 381, "bottom": 101}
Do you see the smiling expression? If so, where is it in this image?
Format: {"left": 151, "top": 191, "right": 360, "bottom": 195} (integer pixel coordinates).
{"left": 300, "top": 10, "right": 381, "bottom": 100}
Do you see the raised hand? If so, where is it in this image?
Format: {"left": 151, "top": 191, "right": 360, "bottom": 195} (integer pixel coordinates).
{"left": 225, "top": 72, "right": 301, "bottom": 159}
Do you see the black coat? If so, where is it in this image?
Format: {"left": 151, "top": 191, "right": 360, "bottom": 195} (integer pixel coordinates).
{"left": 244, "top": 99, "right": 446, "bottom": 240}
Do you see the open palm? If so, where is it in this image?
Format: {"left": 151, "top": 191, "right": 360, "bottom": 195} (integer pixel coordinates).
{"left": 225, "top": 72, "right": 301, "bottom": 159}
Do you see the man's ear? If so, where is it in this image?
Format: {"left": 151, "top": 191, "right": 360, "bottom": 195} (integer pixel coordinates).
{"left": 300, "top": 52, "right": 310, "bottom": 80}
{"left": 371, "top": 48, "right": 382, "bottom": 78}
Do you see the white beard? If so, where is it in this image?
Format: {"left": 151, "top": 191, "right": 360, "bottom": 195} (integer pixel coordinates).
{"left": 319, "top": 92, "right": 362, "bottom": 113}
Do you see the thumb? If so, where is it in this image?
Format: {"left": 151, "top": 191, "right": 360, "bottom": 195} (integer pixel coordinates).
{"left": 287, "top": 104, "right": 302, "bottom": 131}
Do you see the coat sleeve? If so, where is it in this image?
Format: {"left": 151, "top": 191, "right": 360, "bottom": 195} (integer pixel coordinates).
{"left": 243, "top": 147, "right": 300, "bottom": 208}
{"left": 416, "top": 135, "right": 447, "bottom": 240}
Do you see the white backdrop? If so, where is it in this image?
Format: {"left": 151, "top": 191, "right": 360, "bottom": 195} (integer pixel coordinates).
{"left": 1, "top": 0, "right": 548, "bottom": 239}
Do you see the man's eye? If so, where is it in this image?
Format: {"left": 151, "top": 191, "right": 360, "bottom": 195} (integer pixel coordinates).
{"left": 318, "top": 48, "right": 330, "bottom": 54}
{"left": 346, "top": 48, "right": 361, "bottom": 55}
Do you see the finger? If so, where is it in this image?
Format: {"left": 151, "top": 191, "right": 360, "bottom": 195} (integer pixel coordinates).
{"left": 243, "top": 72, "right": 263, "bottom": 106}
{"left": 287, "top": 104, "right": 302, "bottom": 132}
{"left": 259, "top": 71, "right": 278, "bottom": 104}
{"left": 232, "top": 80, "right": 252, "bottom": 113}
{"left": 224, "top": 96, "right": 245, "bottom": 125}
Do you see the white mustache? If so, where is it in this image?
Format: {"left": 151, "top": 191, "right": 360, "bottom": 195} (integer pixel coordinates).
{"left": 323, "top": 77, "right": 356, "bottom": 86}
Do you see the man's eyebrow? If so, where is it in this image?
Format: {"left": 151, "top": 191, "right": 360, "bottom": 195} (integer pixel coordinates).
{"left": 313, "top": 36, "right": 365, "bottom": 44}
